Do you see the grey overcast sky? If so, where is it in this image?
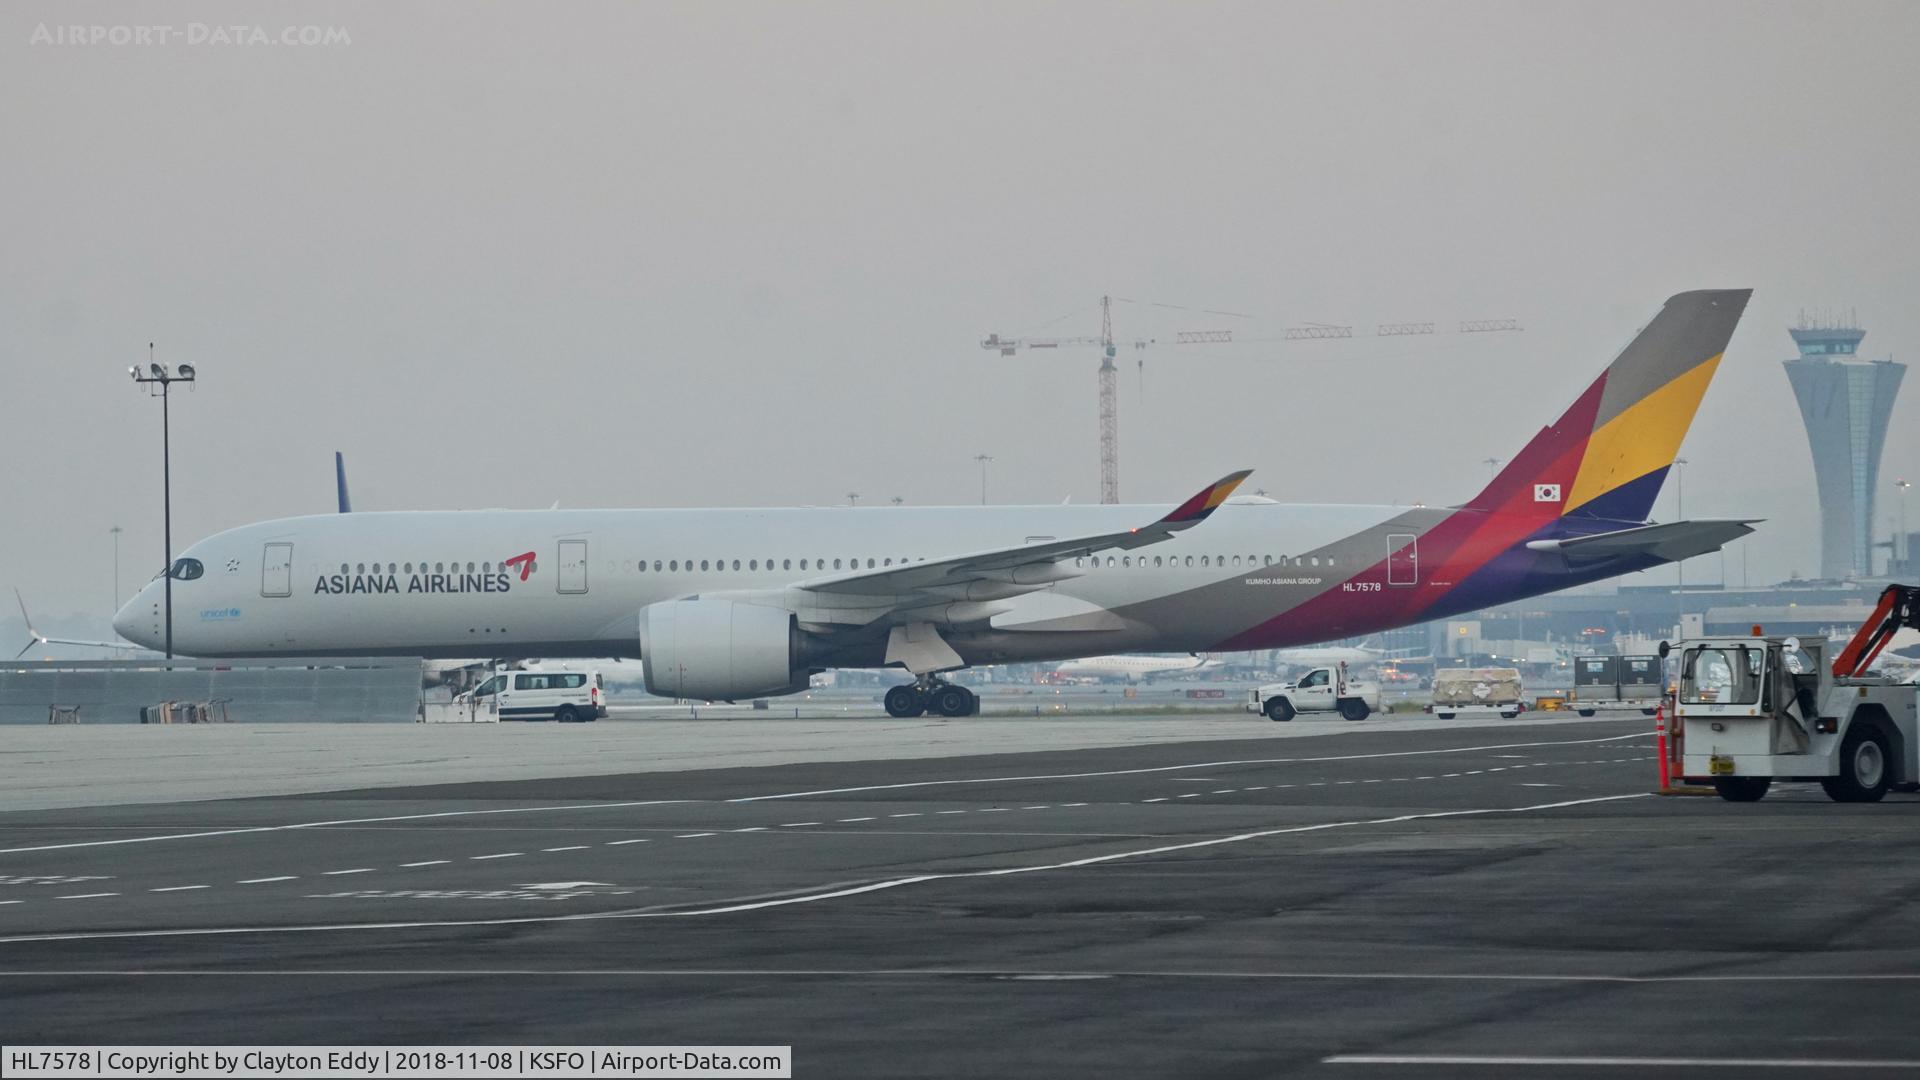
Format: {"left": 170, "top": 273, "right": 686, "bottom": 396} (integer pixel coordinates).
{"left": 4, "top": 0, "right": 1918, "bottom": 623}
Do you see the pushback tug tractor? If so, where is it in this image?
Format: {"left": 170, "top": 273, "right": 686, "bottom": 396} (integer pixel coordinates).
{"left": 1673, "top": 584, "right": 1920, "bottom": 803}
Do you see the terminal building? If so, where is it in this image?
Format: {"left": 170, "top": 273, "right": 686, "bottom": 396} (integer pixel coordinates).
{"left": 1783, "top": 318, "right": 1905, "bottom": 579}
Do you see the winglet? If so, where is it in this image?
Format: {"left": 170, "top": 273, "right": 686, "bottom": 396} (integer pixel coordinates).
{"left": 1158, "top": 470, "right": 1253, "bottom": 527}
{"left": 335, "top": 451, "right": 352, "bottom": 513}
{"left": 14, "top": 589, "right": 43, "bottom": 660}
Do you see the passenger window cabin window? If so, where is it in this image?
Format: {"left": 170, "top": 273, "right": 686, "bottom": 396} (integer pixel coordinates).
{"left": 669, "top": 560, "right": 678, "bottom": 571}
{"left": 783, "top": 559, "right": 792, "bottom": 570}
{"left": 1154, "top": 556, "right": 1162, "bottom": 567}
{"left": 750, "top": 559, "right": 758, "bottom": 571}
{"left": 733, "top": 559, "right": 741, "bottom": 571}
{"left": 340, "top": 563, "right": 349, "bottom": 574}
{"left": 1232, "top": 556, "right": 1242, "bottom": 567}
{"left": 1201, "top": 556, "right": 1210, "bottom": 567}
{"left": 700, "top": 560, "right": 709, "bottom": 571}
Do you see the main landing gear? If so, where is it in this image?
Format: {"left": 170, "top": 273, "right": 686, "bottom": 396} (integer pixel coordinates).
{"left": 884, "top": 677, "right": 979, "bottom": 718}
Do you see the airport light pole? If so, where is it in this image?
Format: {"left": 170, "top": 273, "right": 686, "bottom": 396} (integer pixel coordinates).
{"left": 130, "top": 352, "right": 195, "bottom": 660}
{"left": 108, "top": 525, "right": 122, "bottom": 612}
{"left": 974, "top": 454, "right": 993, "bottom": 505}
{"left": 1897, "top": 479, "right": 1912, "bottom": 575}
{"left": 1673, "top": 457, "right": 1688, "bottom": 636}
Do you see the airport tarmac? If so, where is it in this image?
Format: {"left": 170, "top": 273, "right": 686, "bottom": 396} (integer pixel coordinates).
{"left": 3, "top": 714, "right": 1918, "bottom": 1077}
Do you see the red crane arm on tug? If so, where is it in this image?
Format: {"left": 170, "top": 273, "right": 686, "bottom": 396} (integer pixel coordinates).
{"left": 1832, "top": 584, "right": 1920, "bottom": 679}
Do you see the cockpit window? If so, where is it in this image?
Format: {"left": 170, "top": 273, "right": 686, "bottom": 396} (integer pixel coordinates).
{"left": 168, "top": 558, "right": 204, "bottom": 581}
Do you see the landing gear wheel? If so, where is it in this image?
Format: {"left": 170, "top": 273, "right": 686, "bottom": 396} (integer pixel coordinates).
{"left": 1577, "top": 709, "right": 1597, "bottom": 718}
{"left": 1713, "top": 776, "right": 1772, "bottom": 802}
{"left": 929, "top": 684, "right": 972, "bottom": 718}
{"left": 1338, "top": 699, "right": 1371, "bottom": 722}
{"left": 884, "top": 685, "right": 926, "bottom": 718}
{"left": 554, "top": 705, "right": 580, "bottom": 724}
{"left": 1822, "top": 725, "right": 1893, "bottom": 803}
{"left": 1265, "top": 698, "right": 1295, "bottom": 723}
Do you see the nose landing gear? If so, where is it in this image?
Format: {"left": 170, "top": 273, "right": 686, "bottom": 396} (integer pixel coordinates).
{"left": 884, "top": 677, "right": 979, "bottom": 718}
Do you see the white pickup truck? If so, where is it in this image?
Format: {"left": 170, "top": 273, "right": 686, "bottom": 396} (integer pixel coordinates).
{"left": 1246, "top": 664, "right": 1381, "bottom": 722}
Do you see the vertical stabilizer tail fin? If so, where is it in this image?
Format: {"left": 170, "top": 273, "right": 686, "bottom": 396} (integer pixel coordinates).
{"left": 1464, "top": 289, "right": 1751, "bottom": 523}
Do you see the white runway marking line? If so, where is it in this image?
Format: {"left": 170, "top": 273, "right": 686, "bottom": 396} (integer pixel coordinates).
{"left": 400, "top": 861, "right": 448, "bottom": 867}
{"left": 543, "top": 845, "right": 592, "bottom": 851}
{"left": 1324, "top": 1055, "right": 1920, "bottom": 1070}
{"left": 1020, "top": 807, "right": 1051, "bottom": 811}
{"left": 778, "top": 823, "right": 820, "bottom": 828}
{"left": 837, "top": 817, "right": 877, "bottom": 822}
{"left": 0, "top": 799, "right": 692, "bottom": 856}
{"left": 15, "top": 967, "right": 1920, "bottom": 983}
{"left": 55, "top": 893, "right": 117, "bottom": 900}
{"left": 605, "top": 839, "right": 650, "bottom": 846}
{"left": 149, "top": 885, "right": 209, "bottom": 893}
{"left": 469, "top": 854, "right": 522, "bottom": 861}
{"left": 890, "top": 813, "right": 924, "bottom": 818}
{"left": 238, "top": 876, "right": 296, "bottom": 884}
{"left": 0, "top": 793, "right": 1650, "bottom": 944}
{"left": 727, "top": 731, "right": 1654, "bottom": 803}
{"left": 727, "top": 828, "right": 765, "bottom": 834}
{"left": 323, "top": 868, "right": 375, "bottom": 875}
{"left": 674, "top": 833, "right": 715, "bottom": 839}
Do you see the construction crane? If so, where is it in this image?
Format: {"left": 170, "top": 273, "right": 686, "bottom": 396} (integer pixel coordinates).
{"left": 984, "top": 298, "right": 1522, "bottom": 504}
{"left": 982, "top": 296, "right": 1233, "bottom": 504}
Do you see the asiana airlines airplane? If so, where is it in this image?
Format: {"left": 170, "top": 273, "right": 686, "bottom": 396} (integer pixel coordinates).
{"left": 114, "top": 290, "right": 1756, "bottom": 718}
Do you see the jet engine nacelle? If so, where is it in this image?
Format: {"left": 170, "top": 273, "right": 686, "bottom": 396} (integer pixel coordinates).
{"left": 637, "top": 597, "right": 808, "bottom": 700}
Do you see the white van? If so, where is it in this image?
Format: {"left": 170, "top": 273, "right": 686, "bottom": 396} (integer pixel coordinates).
{"left": 463, "top": 668, "right": 605, "bottom": 722}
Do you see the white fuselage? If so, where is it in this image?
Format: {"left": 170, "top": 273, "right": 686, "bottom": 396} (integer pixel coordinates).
{"left": 114, "top": 501, "right": 1409, "bottom": 664}
{"left": 1053, "top": 654, "right": 1219, "bottom": 681}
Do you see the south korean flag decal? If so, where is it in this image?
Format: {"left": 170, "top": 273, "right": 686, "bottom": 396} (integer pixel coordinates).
{"left": 1533, "top": 483, "right": 1563, "bottom": 503}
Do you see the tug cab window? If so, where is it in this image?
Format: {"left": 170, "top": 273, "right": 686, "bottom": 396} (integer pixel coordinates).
{"left": 1680, "top": 645, "right": 1763, "bottom": 705}
{"left": 168, "top": 558, "right": 204, "bottom": 581}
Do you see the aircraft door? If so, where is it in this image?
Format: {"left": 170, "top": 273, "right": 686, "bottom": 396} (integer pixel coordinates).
{"left": 1387, "top": 534, "right": 1418, "bottom": 587}
{"left": 261, "top": 542, "right": 293, "bottom": 597}
{"left": 558, "top": 539, "right": 588, "bottom": 594}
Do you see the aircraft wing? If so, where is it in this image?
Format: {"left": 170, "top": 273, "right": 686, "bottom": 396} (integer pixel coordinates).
{"left": 1525, "top": 519, "right": 1758, "bottom": 563}
{"left": 794, "top": 470, "right": 1252, "bottom": 601}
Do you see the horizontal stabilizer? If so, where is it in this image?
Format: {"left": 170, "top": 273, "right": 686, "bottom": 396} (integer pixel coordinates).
{"left": 1525, "top": 519, "right": 1758, "bottom": 563}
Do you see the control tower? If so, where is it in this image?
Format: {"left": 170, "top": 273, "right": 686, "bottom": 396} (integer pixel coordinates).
{"left": 1783, "top": 317, "right": 1905, "bottom": 579}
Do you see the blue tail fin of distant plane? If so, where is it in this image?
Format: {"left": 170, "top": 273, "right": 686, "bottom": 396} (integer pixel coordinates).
{"left": 335, "top": 451, "right": 352, "bottom": 513}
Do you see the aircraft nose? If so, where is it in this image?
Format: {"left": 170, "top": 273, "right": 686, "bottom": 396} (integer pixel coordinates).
{"left": 113, "top": 586, "right": 158, "bottom": 649}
